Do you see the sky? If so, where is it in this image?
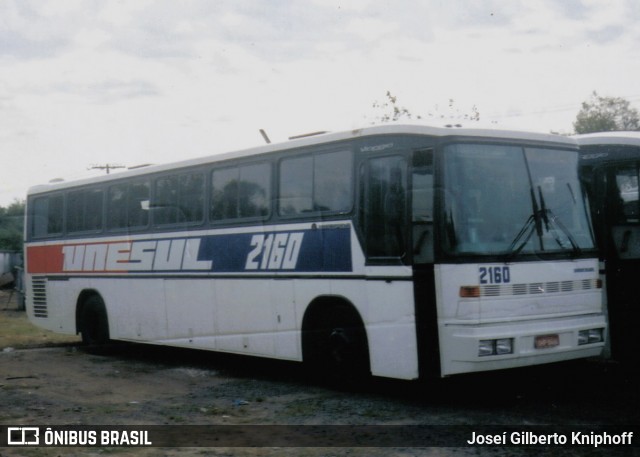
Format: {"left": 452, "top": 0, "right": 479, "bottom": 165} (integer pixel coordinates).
{"left": 1, "top": 0, "right": 639, "bottom": 206}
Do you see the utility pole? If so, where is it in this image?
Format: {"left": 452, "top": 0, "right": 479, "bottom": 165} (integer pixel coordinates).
{"left": 89, "top": 164, "right": 125, "bottom": 174}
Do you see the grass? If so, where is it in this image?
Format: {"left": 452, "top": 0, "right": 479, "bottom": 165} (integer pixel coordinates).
{"left": 0, "top": 290, "right": 80, "bottom": 349}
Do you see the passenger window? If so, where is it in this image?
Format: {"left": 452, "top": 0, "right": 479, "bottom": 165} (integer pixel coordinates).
{"left": 154, "top": 172, "right": 204, "bottom": 225}
{"left": 67, "top": 188, "right": 103, "bottom": 233}
{"left": 32, "top": 194, "right": 64, "bottom": 238}
{"left": 278, "top": 150, "right": 352, "bottom": 216}
{"left": 107, "top": 180, "right": 150, "bottom": 230}
{"left": 279, "top": 156, "right": 313, "bottom": 214}
{"left": 211, "top": 163, "right": 270, "bottom": 221}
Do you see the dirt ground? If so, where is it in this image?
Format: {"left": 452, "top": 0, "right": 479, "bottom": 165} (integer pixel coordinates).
{"left": 1, "top": 291, "right": 639, "bottom": 457}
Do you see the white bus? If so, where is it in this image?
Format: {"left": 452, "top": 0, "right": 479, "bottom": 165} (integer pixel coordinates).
{"left": 577, "top": 132, "right": 640, "bottom": 361}
{"left": 24, "top": 124, "right": 605, "bottom": 380}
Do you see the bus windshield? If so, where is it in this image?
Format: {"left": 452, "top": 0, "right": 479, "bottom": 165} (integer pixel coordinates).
{"left": 442, "top": 143, "right": 595, "bottom": 257}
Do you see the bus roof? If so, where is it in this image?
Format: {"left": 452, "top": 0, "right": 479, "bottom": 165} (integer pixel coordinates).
{"left": 27, "top": 123, "right": 577, "bottom": 197}
{"left": 574, "top": 131, "right": 640, "bottom": 147}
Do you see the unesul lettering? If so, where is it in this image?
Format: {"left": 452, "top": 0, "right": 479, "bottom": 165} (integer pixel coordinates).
{"left": 62, "top": 238, "right": 211, "bottom": 272}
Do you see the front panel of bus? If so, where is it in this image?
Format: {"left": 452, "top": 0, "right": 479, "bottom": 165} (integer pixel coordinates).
{"left": 429, "top": 139, "right": 605, "bottom": 376}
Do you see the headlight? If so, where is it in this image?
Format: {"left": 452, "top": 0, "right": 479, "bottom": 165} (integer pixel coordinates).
{"left": 479, "top": 338, "right": 514, "bottom": 356}
{"left": 495, "top": 338, "right": 513, "bottom": 355}
{"left": 478, "top": 340, "right": 495, "bottom": 356}
{"left": 578, "top": 328, "right": 604, "bottom": 345}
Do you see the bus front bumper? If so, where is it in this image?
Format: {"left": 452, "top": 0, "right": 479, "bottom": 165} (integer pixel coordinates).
{"left": 439, "top": 314, "right": 606, "bottom": 376}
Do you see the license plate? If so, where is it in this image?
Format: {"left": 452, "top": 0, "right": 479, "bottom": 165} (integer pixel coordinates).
{"left": 535, "top": 334, "right": 559, "bottom": 349}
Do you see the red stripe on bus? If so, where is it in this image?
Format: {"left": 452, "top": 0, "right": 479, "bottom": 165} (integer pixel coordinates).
{"left": 27, "top": 245, "right": 64, "bottom": 274}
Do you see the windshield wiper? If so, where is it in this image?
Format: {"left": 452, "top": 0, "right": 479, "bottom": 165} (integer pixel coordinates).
{"left": 538, "top": 186, "right": 582, "bottom": 256}
{"left": 505, "top": 173, "right": 545, "bottom": 259}
{"left": 505, "top": 213, "right": 537, "bottom": 259}
{"left": 505, "top": 195, "right": 583, "bottom": 259}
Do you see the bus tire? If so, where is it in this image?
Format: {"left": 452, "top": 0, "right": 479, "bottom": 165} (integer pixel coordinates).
{"left": 303, "top": 303, "right": 370, "bottom": 387}
{"left": 79, "top": 295, "right": 110, "bottom": 347}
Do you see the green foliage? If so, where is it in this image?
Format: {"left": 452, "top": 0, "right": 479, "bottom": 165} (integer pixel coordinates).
{"left": 574, "top": 91, "right": 640, "bottom": 134}
{"left": 371, "top": 91, "right": 421, "bottom": 123}
{"left": 370, "top": 91, "right": 480, "bottom": 125}
{"left": 0, "top": 200, "right": 25, "bottom": 251}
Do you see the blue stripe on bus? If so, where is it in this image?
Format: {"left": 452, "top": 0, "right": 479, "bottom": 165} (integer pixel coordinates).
{"left": 198, "top": 226, "right": 352, "bottom": 273}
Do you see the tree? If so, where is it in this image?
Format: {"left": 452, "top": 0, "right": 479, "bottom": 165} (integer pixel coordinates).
{"left": 574, "top": 91, "right": 640, "bottom": 134}
{"left": 369, "top": 91, "right": 480, "bottom": 125}
{"left": 0, "top": 200, "right": 25, "bottom": 251}
{"left": 371, "top": 91, "right": 420, "bottom": 123}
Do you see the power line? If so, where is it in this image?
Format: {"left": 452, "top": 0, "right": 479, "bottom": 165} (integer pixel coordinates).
{"left": 486, "top": 93, "right": 640, "bottom": 121}
{"left": 88, "top": 164, "right": 125, "bottom": 174}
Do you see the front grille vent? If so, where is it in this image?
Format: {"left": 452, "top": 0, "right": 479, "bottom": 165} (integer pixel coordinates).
{"left": 479, "top": 279, "right": 599, "bottom": 298}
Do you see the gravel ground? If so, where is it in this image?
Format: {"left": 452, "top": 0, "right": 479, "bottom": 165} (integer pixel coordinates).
{"left": 1, "top": 296, "right": 639, "bottom": 457}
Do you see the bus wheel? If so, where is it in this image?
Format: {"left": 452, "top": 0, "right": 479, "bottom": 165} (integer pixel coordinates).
{"left": 305, "top": 310, "right": 370, "bottom": 387}
{"left": 79, "top": 295, "right": 110, "bottom": 347}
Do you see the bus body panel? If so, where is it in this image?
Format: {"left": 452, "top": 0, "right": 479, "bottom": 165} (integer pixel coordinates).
{"left": 36, "top": 277, "right": 78, "bottom": 335}
{"left": 24, "top": 223, "right": 423, "bottom": 379}
{"left": 361, "top": 277, "right": 419, "bottom": 379}
{"left": 25, "top": 277, "right": 422, "bottom": 379}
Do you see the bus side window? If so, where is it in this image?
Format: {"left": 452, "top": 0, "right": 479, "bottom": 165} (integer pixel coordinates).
{"left": 67, "top": 188, "right": 103, "bottom": 233}
{"left": 412, "top": 149, "right": 434, "bottom": 264}
{"left": 211, "top": 162, "right": 270, "bottom": 222}
{"left": 278, "top": 151, "right": 352, "bottom": 216}
{"left": 610, "top": 165, "right": 640, "bottom": 259}
{"left": 32, "top": 194, "right": 64, "bottom": 238}
{"left": 613, "top": 167, "right": 639, "bottom": 223}
{"left": 107, "top": 180, "right": 150, "bottom": 230}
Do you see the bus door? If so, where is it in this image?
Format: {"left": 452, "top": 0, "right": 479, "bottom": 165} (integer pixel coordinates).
{"left": 601, "top": 163, "right": 640, "bottom": 360}
{"left": 358, "top": 153, "right": 422, "bottom": 379}
{"left": 358, "top": 148, "right": 439, "bottom": 378}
